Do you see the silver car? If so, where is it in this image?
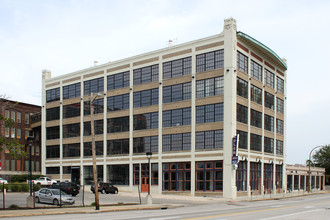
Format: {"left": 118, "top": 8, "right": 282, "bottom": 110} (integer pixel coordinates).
{"left": 35, "top": 188, "right": 75, "bottom": 205}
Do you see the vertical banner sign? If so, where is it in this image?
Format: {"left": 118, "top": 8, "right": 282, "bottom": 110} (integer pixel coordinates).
{"left": 232, "top": 135, "right": 239, "bottom": 164}
{"left": 0, "top": 160, "right": 1, "bottom": 170}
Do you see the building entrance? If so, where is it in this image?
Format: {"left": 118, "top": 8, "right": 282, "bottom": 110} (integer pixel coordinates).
{"left": 71, "top": 167, "right": 80, "bottom": 184}
{"left": 141, "top": 177, "right": 149, "bottom": 192}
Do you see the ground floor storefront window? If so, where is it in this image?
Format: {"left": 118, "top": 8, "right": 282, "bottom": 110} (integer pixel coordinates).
{"left": 83, "top": 165, "right": 103, "bottom": 185}
{"left": 107, "top": 164, "right": 129, "bottom": 185}
{"left": 250, "top": 162, "right": 261, "bottom": 191}
{"left": 133, "top": 163, "right": 158, "bottom": 185}
{"left": 275, "top": 164, "right": 282, "bottom": 190}
{"left": 196, "top": 160, "right": 223, "bottom": 191}
{"left": 264, "top": 163, "right": 273, "bottom": 192}
{"left": 236, "top": 161, "right": 247, "bottom": 191}
{"left": 163, "top": 162, "right": 191, "bottom": 191}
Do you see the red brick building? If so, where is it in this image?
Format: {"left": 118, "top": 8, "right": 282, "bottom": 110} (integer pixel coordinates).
{"left": 0, "top": 99, "right": 41, "bottom": 180}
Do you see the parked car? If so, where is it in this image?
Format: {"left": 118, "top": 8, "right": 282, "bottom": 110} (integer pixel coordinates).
{"left": 91, "top": 182, "right": 118, "bottom": 194}
{"left": 50, "top": 181, "right": 80, "bottom": 196}
{"left": 0, "top": 178, "right": 8, "bottom": 184}
{"left": 35, "top": 188, "right": 75, "bottom": 205}
{"left": 31, "top": 177, "right": 57, "bottom": 186}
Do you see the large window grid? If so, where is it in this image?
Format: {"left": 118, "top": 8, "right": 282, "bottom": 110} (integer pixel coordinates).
{"left": 236, "top": 161, "right": 247, "bottom": 191}
{"left": 107, "top": 94, "right": 129, "bottom": 111}
{"left": 133, "top": 136, "right": 158, "bottom": 153}
{"left": 251, "top": 109, "right": 262, "bottom": 128}
{"left": 163, "top": 57, "right": 192, "bottom": 79}
{"left": 46, "top": 126, "right": 59, "bottom": 140}
{"left": 46, "top": 88, "right": 60, "bottom": 103}
{"left": 277, "top": 77, "right": 284, "bottom": 94}
{"left": 107, "top": 117, "right": 129, "bottom": 133}
{"left": 237, "top": 78, "right": 248, "bottom": 98}
{"left": 46, "top": 107, "right": 60, "bottom": 121}
{"left": 163, "top": 83, "right": 191, "bottom": 103}
{"left": 134, "top": 163, "right": 158, "bottom": 185}
{"left": 276, "top": 119, "right": 284, "bottom": 135}
{"left": 134, "top": 88, "right": 159, "bottom": 107}
{"left": 63, "top": 123, "right": 80, "bottom": 138}
{"left": 196, "top": 130, "right": 223, "bottom": 149}
{"left": 163, "top": 108, "right": 191, "bottom": 127}
{"left": 237, "top": 51, "right": 248, "bottom": 73}
{"left": 251, "top": 85, "right": 262, "bottom": 104}
{"left": 63, "top": 83, "right": 80, "bottom": 99}
{"left": 83, "top": 120, "right": 103, "bottom": 135}
{"left": 251, "top": 60, "right": 262, "bottom": 81}
{"left": 196, "top": 161, "right": 223, "bottom": 191}
{"left": 276, "top": 140, "right": 283, "bottom": 155}
{"left": 107, "top": 71, "right": 129, "bottom": 90}
{"left": 84, "top": 77, "right": 104, "bottom": 95}
{"left": 265, "top": 92, "right": 274, "bottom": 110}
{"left": 264, "top": 137, "right": 274, "bottom": 153}
{"left": 84, "top": 141, "right": 103, "bottom": 156}
{"left": 196, "top": 103, "right": 224, "bottom": 124}
{"left": 84, "top": 99, "right": 104, "bottom": 115}
{"left": 264, "top": 163, "right": 273, "bottom": 191}
{"left": 196, "top": 77, "right": 224, "bottom": 98}
{"left": 250, "top": 162, "right": 261, "bottom": 190}
{"left": 163, "top": 162, "right": 191, "bottom": 191}
{"left": 196, "top": 50, "right": 224, "bottom": 73}
{"left": 237, "top": 104, "right": 248, "bottom": 124}
{"left": 237, "top": 130, "right": 248, "bottom": 149}
{"left": 265, "top": 69, "right": 274, "bottom": 88}
{"left": 133, "top": 65, "right": 159, "bottom": 85}
{"left": 46, "top": 145, "right": 60, "bottom": 159}
{"left": 162, "top": 133, "right": 191, "bottom": 152}
{"left": 133, "top": 112, "right": 158, "bottom": 130}
{"left": 276, "top": 164, "right": 283, "bottom": 189}
{"left": 264, "top": 114, "right": 274, "bottom": 132}
{"left": 250, "top": 134, "right": 262, "bottom": 151}
{"left": 276, "top": 98, "right": 284, "bottom": 114}
{"left": 63, "top": 143, "right": 80, "bottom": 158}
{"left": 107, "top": 139, "right": 129, "bottom": 155}
{"left": 63, "top": 103, "right": 80, "bottom": 118}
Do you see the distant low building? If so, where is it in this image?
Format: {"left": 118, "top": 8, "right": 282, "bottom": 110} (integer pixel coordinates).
{"left": 0, "top": 99, "right": 41, "bottom": 180}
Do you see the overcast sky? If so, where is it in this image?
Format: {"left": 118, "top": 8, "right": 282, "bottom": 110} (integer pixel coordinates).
{"left": 1, "top": 0, "right": 329, "bottom": 165}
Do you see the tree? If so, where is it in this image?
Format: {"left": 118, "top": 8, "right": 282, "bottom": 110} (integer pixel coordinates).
{"left": 0, "top": 96, "right": 27, "bottom": 160}
{"left": 311, "top": 145, "right": 330, "bottom": 175}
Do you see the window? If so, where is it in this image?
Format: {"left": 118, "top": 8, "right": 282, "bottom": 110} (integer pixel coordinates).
{"left": 107, "top": 94, "right": 129, "bottom": 111}
{"left": 11, "top": 128, "right": 15, "bottom": 138}
{"left": 251, "top": 85, "right": 262, "bottom": 104}
{"left": 236, "top": 161, "right": 247, "bottom": 191}
{"left": 83, "top": 120, "right": 103, "bottom": 135}
{"left": 237, "top": 51, "right": 248, "bottom": 73}
{"left": 162, "top": 133, "right": 191, "bottom": 152}
{"left": 46, "top": 167, "right": 60, "bottom": 175}
{"left": 11, "top": 111, "right": 15, "bottom": 122}
{"left": 236, "top": 130, "right": 248, "bottom": 149}
{"left": 163, "top": 83, "right": 191, "bottom": 103}
{"left": 265, "top": 92, "right": 274, "bottom": 110}
{"left": 196, "top": 103, "right": 224, "bottom": 124}
{"left": 107, "top": 165, "right": 129, "bottom": 185}
{"left": 237, "top": 78, "right": 248, "bottom": 98}
{"left": 17, "top": 112, "right": 21, "bottom": 123}
{"left": 63, "top": 123, "right": 80, "bottom": 138}
{"left": 16, "top": 128, "right": 21, "bottom": 139}
{"left": 63, "top": 143, "right": 80, "bottom": 158}
{"left": 25, "top": 113, "right": 30, "bottom": 124}
{"left": 196, "top": 50, "right": 224, "bottom": 73}
{"left": 163, "top": 162, "right": 191, "bottom": 191}
{"left": 276, "top": 119, "right": 284, "bottom": 135}
{"left": 276, "top": 164, "right": 283, "bottom": 189}
{"left": 276, "top": 140, "right": 283, "bottom": 155}
{"left": 46, "top": 145, "right": 60, "bottom": 159}
{"left": 264, "top": 114, "right": 274, "bottom": 132}
{"left": 84, "top": 77, "right": 104, "bottom": 95}
{"left": 163, "top": 57, "right": 192, "bottom": 79}
{"left": 107, "top": 139, "right": 129, "bottom": 155}
{"left": 196, "top": 130, "right": 223, "bottom": 149}
{"left": 63, "top": 82, "right": 81, "bottom": 99}
{"left": 5, "top": 110, "right": 10, "bottom": 119}
{"left": 237, "top": 104, "right": 248, "bottom": 124}
{"left": 264, "top": 163, "right": 273, "bottom": 191}
{"left": 265, "top": 69, "right": 274, "bottom": 88}
{"left": 133, "top": 136, "right": 158, "bottom": 153}
{"left": 83, "top": 121, "right": 91, "bottom": 136}
{"left": 107, "top": 117, "right": 129, "bottom": 133}
{"left": 83, "top": 141, "right": 103, "bottom": 157}
{"left": 134, "top": 163, "right": 158, "bottom": 185}
{"left": 133, "top": 64, "right": 159, "bottom": 85}
{"left": 46, "top": 87, "right": 60, "bottom": 103}
{"left": 251, "top": 60, "right": 262, "bottom": 81}
{"left": 25, "top": 130, "right": 30, "bottom": 139}
{"left": 250, "top": 162, "right": 261, "bottom": 190}
{"left": 133, "top": 88, "right": 159, "bottom": 107}
{"left": 63, "top": 103, "right": 80, "bottom": 118}
{"left": 133, "top": 112, "right": 158, "bottom": 130}
{"left": 107, "top": 71, "right": 130, "bottom": 90}
{"left": 84, "top": 99, "right": 104, "bottom": 115}
{"left": 277, "top": 77, "right": 284, "bottom": 94}
{"left": 251, "top": 109, "right": 262, "bottom": 128}
{"left": 250, "top": 134, "right": 262, "bottom": 151}
{"left": 196, "top": 76, "right": 224, "bottom": 98}
{"left": 264, "top": 137, "right": 274, "bottom": 153}
{"left": 163, "top": 108, "right": 191, "bottom": 127}
{"left": 46, "top": 107, "right": 60, "bottom": 121}
{"left": 196, "top": 161, "right": 223, "bottom": 191}
{"left": 5, "top": 127, "right": 9, "bottom": 137}
{"left": 277, "top": 98, "right": 284, "bottom": 114}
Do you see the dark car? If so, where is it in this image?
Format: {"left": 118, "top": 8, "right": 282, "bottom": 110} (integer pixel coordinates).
{"left": 51, "top": 181, "right": 80, "bottom": 196}
{"left": 91, "top": 182, "right": 118, "bottom": 194}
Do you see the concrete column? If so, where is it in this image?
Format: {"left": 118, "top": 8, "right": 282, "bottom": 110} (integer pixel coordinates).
{"left": 223, "top": 18, "right": 238, "bottom": 199}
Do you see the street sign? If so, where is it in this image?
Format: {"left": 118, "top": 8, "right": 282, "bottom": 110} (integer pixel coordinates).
{"left": 232, "top": 134, "right": 240, "bottom": 164}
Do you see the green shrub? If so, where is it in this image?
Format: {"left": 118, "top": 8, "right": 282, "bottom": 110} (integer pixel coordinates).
{"left": 8, "top": 204, "right": 19, "bottom": 209}
{"left": 21, "top": 184, "right": 29, "bottom": 192}
{"left": 32, "top": 184, "right": 41, "bottom": 192}
{"left": 91, "top": 202, "right": 96, "bottom": 206}
{"left": 0, "top": 184, "right": 9, "bottom": 192}
{"left": 10, "top": 184, "right": 20, "bottom": 192}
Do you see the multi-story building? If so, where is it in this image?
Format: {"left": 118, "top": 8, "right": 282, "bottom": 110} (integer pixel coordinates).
{"left": 41, "top": 18, "right": 287, "bottom": 199}
{"left": 0, "top": 99, "right": 41, "bottom": 179}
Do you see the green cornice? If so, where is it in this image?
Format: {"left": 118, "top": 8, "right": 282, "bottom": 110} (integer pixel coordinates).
{"left": 237, "top": 31, "right": 287, "bottom": 70}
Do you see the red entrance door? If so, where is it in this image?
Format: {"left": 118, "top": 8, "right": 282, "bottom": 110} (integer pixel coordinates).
{"left": 141, "top": 177, "right": 149, "bottom": 192}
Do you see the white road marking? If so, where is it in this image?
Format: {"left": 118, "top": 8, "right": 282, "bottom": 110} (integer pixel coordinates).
{"left": 270, "top": 205, "right": 283, "bottom": 208}
{"left": 304, "top": 206, "right": 315, "bottom": 208}
{"left": 149, "top": 217, "right": 180, "bottom": 220}
{"left": 260, "top": 209, "right": 323, "bottom": 220}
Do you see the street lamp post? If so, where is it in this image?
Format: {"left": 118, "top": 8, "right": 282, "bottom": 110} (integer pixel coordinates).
{"left": 26, "top": 136, "right": 34, "bottom": 207}
{"left": 146, "top": 152, "right": 152, "bottom": 204}
{"left": 90, "top": 92, "right": 101, "bottom": 210}
{"left": 308, "top": 145, "right": 324, "bottom": 193}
